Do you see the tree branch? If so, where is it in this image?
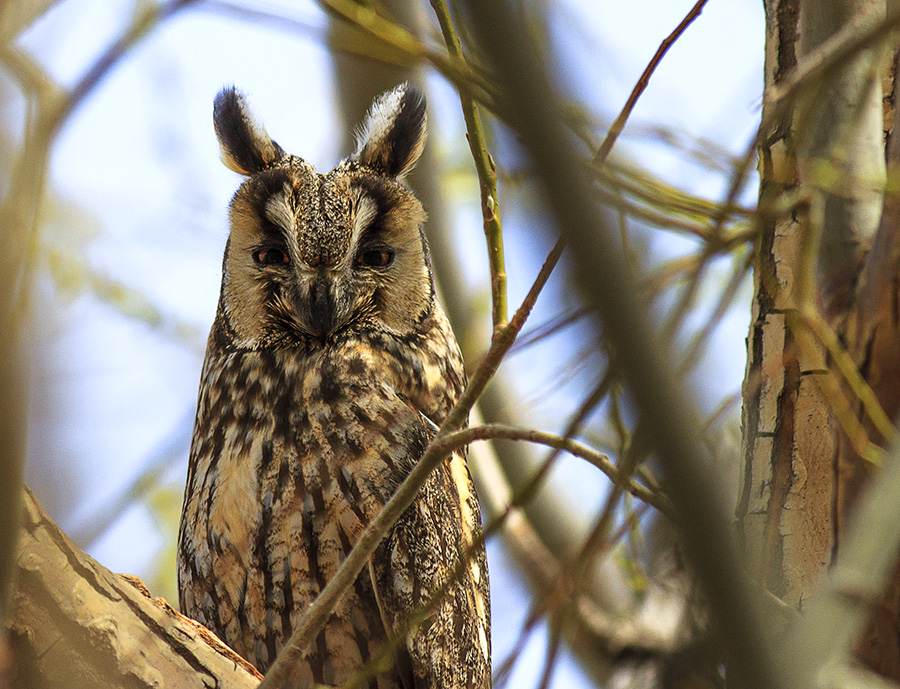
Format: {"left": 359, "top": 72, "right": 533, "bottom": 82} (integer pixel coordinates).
{"left": 8, "top": 487, "right": 261, "bottom": 688}
{"left": 593, "top": 0, "right": 709, "bottom": 166}
{"left": 430, "top": 0, "right": 508, "bottom": 332}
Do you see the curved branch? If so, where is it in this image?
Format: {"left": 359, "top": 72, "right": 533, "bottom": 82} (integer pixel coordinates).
{"left": 453, "top": 424, "right": 673, "bottom": 516}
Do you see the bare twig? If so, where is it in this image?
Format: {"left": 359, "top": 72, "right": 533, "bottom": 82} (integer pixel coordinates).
{"left": 593, "top": 0, "right": 709, "bottom": 166}
{"left": 447, "top": 424, "right": 672, "bottom": 515}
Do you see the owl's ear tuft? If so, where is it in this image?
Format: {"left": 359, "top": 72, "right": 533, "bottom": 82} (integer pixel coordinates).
{"left": 214, "top": 86, "right": 286, "bottom": 176}
{"left": 353, "top": 83, "right": 426, "bottom": 178}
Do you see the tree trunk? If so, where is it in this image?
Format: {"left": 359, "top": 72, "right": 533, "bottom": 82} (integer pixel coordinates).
{"left": 738, "top": 0, "right": 900, "bottom": 678}
{"left": 6, "top": 487, "right": 261, "bottom": 689}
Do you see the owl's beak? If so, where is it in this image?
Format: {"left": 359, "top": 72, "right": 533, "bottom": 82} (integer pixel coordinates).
{"left": 307, "top": 275, "right": 337, "bottom": 338}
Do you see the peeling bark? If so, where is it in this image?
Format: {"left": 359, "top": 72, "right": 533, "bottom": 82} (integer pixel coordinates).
{"left": 6, "top": 488, "right": 261, "bottom": 689}
{"left": 738, "top": 0, "right": 834, "bottom": 609}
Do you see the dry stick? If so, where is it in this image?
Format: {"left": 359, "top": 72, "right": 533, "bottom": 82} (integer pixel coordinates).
{"left": 431, "top": 0, "right": 508, "bottom": 331}
{"left": 258, "top": 239, "right": 565, "bottom": 689}
{"left": 440, "top": 425, "right": 671, "bottom": 515}
{"left": 593, "top": 0, "right": 709, "bottom": 166}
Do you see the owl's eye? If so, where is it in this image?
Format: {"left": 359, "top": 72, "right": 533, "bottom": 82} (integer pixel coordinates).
{"left": 355, "top": 248, "right": 395, "bottom": 268}
{"left": 253, "top": 247, "right": 290, "bottom": 266}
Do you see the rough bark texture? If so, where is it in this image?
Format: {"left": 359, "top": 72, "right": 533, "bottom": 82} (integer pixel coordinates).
{"left": 738, "top": 0, "right": 836, "bottom": 610}
{"left": 740, "top": 0, "right": 900, "bottom": 680}
{"left": 7, "top": 487, "right": 262, "bottom": 689}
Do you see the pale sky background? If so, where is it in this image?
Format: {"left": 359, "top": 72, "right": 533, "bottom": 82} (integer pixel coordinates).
{"left": 11, "top": 0, "right": 764, "bottom": 686}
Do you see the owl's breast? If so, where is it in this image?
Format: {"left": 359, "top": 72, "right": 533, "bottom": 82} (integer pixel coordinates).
{"left": 178, "top": 344, "right": 425, "bottom": 682}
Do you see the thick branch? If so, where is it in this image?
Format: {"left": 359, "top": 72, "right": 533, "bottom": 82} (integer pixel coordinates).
{"left": 8, "top": 487, "right": 261, "bottom": 688}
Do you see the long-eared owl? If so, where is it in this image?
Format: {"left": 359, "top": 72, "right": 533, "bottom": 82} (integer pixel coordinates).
{"left": 177, "top": 84, "right": 490, "bottom": 688}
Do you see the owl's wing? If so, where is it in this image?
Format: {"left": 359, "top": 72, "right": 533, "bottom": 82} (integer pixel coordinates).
{"left": 367, "top": 413, "right": 491, "bottom": 689}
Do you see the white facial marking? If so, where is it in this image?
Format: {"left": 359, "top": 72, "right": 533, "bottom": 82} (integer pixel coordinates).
{"left": 350, "top": 195, "right": 379, "bottom": 250}
{"left": 265, "top": 185, "right": 294, "bottom": 234}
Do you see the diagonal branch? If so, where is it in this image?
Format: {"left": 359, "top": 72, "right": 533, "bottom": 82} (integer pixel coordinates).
{"left": 258, "top": 239, "right": 565, "bottom": 689}
{"left": 593, "top": 0, "right": 709, "bottom": 166}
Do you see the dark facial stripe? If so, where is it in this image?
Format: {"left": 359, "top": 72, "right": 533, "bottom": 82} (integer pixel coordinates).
{"left": 354, "top": 175, "right": 401, "bottom": 218}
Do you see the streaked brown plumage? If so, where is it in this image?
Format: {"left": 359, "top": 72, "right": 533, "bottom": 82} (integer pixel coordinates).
{"left": 177, "top": 84, "right": 490, "bottom": 688}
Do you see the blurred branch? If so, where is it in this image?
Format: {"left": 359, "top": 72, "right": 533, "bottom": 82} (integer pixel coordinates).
{"left": 69, "top": 410, "right": 195, "bottom": 549}
{"left": 0, "top": 0, "right": 194, "bottom": 650}
{"left": 0, "top": 1, "right": 61, "bottom": 44}
{"left": 460, "top": 2, "right": 790, "bottom": 688}
{"left": 678, "top": 248, "right": 752, "bottom": 375}
{"left": 319, "top": 0, "right": 498, "bottom": 104}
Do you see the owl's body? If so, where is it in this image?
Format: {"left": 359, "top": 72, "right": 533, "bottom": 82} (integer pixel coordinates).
{"left": 178, "top": 85, "right": 490, "bottom": 689}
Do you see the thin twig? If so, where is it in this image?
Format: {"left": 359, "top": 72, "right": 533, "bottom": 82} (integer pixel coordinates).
{"left": 593, "top": 0, "right": 709, "bottom": 166}
{"left": 452, "top": 424, "right": 672, "bottom": 514}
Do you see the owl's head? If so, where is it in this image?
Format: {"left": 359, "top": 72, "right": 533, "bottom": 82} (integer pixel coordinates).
{"left": 213, "top": 83, "right": 434, "bottom": 349}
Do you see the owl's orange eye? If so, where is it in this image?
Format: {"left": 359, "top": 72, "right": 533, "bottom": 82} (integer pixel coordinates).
{"left": 253, "top": 247, "right": 290, "bottom": 266}
{"left": 355, "top": 249, "right": 394, "bottom": 268}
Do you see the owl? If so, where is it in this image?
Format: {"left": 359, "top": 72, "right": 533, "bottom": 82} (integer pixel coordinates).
{"left": 177, "top": 83, "right": 491, "bottom": 689}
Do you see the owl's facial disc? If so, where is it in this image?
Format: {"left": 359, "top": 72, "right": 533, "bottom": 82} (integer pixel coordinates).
{"left": 217, "top": 82, "right": 434, "bottom": 349}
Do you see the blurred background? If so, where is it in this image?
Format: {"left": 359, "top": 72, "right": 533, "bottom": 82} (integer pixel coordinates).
{"left": 3, "top": 0, "right": 762, "bottom": 686}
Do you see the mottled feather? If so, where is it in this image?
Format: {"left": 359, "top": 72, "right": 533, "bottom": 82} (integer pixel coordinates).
{"left": 178, "top": 83, "right": 490, "bottom": 689}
